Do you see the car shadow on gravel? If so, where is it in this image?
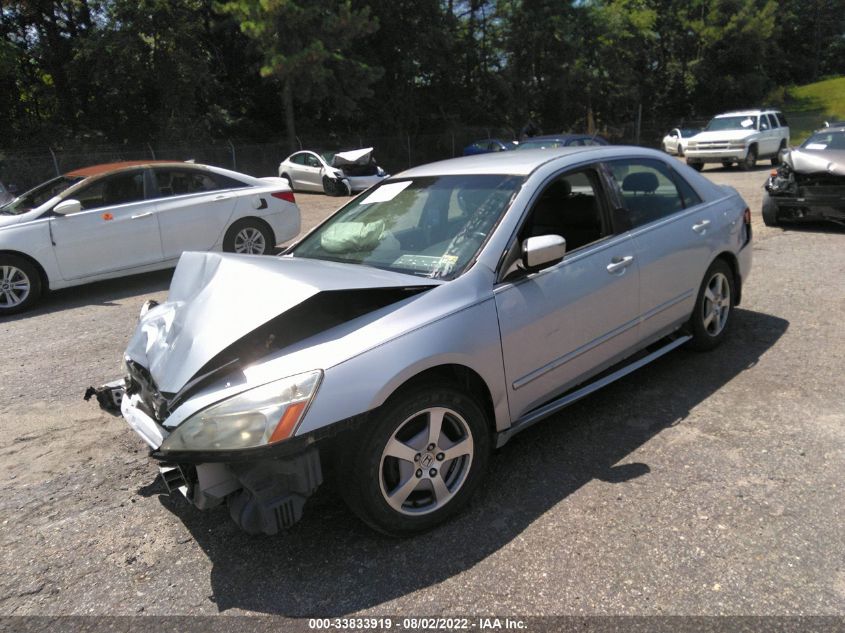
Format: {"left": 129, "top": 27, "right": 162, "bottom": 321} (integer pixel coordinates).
{"left": 773, "top": 222, "right": 845, "bottom": 235}
{"left": 156, "top": 307, "right": 788, "bottom": 616}
{"left": 1, "top": 269, "right": 173, "bottom": 322}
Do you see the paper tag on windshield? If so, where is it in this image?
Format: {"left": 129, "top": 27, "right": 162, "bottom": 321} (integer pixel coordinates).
{"left": 741, "top": 118, "right": 754, "bottom": 128}
{"left": 805, "top": 143, "right": 827, "bottom": 150}
{"left": 360, "top": 181, "right": 412, "bottom": 204}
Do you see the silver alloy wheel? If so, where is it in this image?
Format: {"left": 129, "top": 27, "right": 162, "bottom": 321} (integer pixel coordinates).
{"left": 233, "top": 227, "right": 266, "bottom": 254}
{"left": 702, "top": 271, "right": 730, "bottom": 336}
{"left": 0, "top": 265, "right": 31, "bottom": 308}
{"left": 379, "top": 406, "right": 474, "bottom": 516}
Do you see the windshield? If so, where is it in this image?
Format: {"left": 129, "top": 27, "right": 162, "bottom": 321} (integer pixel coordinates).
{"left": 516, "top": 139, "right": 566, "bottom": 150}
{"left": 0, "top": 175, "right": 83, "bottom": 215}
{"left": 705, "top": 116, "right": 758, "bottom": 132}
{"left": 680, "top": 128, "right": 700, "bottom": 137}
{"left": 292, "top": 174, "right": 523, "bottom": 279}
{"left": 801, "top": 130, "right": 845, "bottom": 150}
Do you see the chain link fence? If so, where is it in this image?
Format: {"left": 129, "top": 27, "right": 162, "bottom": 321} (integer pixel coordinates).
{"left": 0, "top": 110, "right": 824, "bottom": 193}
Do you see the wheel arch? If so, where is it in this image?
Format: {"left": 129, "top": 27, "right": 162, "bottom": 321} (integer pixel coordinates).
{"left": 0, "top": 249, "right": 50, "bottom": 291}
{"left": 385, "top": 363, "right": 498, "bottom": 436}
{"left": 712, "top": 250, "right": 742, "bottom": 306}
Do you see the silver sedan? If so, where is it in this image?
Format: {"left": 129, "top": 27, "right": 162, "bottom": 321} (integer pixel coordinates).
{"left": 109, "top": 146, "right": 752, "bottom": 536}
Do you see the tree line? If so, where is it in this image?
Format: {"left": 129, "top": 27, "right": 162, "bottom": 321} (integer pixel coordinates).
{"left": 1, "top": 0, "right": 843, "bottom": 151}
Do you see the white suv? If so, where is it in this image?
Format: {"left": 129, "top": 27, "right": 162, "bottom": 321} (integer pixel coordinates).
{"left": 685, "top": 109, "right": 789, "bottom": 171}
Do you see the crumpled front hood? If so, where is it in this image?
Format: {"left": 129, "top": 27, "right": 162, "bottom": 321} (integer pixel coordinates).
{"left": 126, "top": 252, "right": 440, "bottom": 394}
{"left": 786, "top": 148, "right": 845, "bottom": 176}
{"left": 691, "top": 129, "right": 756, "bottom": 143}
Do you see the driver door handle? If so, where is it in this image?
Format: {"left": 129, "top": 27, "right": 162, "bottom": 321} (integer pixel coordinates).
{"left": 606, "top": 255, "right": 634, "bottom": 274}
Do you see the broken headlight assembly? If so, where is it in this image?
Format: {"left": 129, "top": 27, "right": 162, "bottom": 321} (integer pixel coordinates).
{"left": 160, "top": 370, "right": 323, "bottom": 452}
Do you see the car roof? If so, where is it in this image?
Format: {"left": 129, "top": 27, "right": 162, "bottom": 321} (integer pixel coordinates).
{"left": 65, "top": 160, "right": 186, "bottom": 178}
{"left": 525, "top": 133, "right": 595, "bottom": 141}
{"left": 397, "top": 145, "right": 661, "bottom": 177}
{"left": 714, "top": 109, "right": 781, "bottom": 117}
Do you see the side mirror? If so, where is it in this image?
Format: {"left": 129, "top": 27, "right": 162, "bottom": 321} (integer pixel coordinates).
{"left": 53, "top": 199, "right": 82, "bottom": 216}
{"left": 522, "top": 234, "right": 566, "bottom": 270}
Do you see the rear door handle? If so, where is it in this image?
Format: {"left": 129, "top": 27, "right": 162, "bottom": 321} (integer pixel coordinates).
{"left": 692, "top": 219, "right": 711, "bottom": 233}
{"left": 606, "top": 255, "right": 634, "bottom": 274}
{"left": 131, "top": 212, "right": 153, "bottom": 220}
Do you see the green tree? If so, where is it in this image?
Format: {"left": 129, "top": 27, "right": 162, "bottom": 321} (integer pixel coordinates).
{"left": 219, "top": 0, "right": 380, "bottom": 150}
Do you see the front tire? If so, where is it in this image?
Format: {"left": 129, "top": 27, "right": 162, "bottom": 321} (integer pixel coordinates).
{"left": 0, "top": 255, "right": 42, "bottom": 315}
{"left": 338, "top": 384, "right": 491, "bottom": 536}
{"left": 761, "top": 192, "right": 780, "bottom": 227}
{"left": 322, "top": 175, "right": 344, "bottom": 197}
{"left": 687, "top": 259, "right": 734, "bottom": 352}
{"left": 223, "top": 219, "right": 274, "bottom": 255}
{"left": 686, "top": 159, "right": 704, "bottom": 172}
{"left": 772, "top": 141, "right": 786, "bottom": 166}
{"left": 740, "top": 145, "right": 757, "bottom": 171}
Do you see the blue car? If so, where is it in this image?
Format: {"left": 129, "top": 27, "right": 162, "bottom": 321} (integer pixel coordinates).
{"left": 463, "top": 139, "right": 518, "bottom": 156}
{"left": 516, "top": 134, "right": 609, "bottom": 150}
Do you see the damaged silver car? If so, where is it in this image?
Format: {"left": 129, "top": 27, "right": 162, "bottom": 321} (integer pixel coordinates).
{"left": 763, "top": 125, "right": 845, "bottom": 226}
{"left": 97, "top": 147, "right": 752, "bottom": 536}
{"left": 278, "top": 147, "right": 388, "bottom": 196}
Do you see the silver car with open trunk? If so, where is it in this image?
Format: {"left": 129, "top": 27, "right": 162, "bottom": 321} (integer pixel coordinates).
{"left": 100, "top": 146, "right": 752, "bottom": 536}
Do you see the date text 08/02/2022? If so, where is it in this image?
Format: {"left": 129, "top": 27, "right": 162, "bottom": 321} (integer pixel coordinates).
{"left": 307, "top": 617, "right": 527, "bottom": 630}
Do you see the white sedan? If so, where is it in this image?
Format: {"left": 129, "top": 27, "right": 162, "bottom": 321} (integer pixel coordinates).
{"left": 278, "top": 148, "right": 388, "bottom": 196}
{"left": 0, "top": 160, "right": 300, "bottom": 314}
{"left": 661, "top": 127, "right": 701, "bottom": 156}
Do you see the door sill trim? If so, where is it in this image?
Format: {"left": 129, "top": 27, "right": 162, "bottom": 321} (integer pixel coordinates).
{"left": 496, "top": 333, "right": 692, "bottom": 447}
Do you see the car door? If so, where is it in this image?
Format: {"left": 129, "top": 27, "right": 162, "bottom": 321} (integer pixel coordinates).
{"left": 301, "top": 153, "right": 326, "bottom": 190}
{"left": 49, "top": 169, "right": 163, "bottom": 281}
{"left": 605, "top": 157, "right": 715, "bottom": 343}
{"left": 287, "top": 153, "right": 312, "bottom": 191}
{"left": 152, "top": 168, "right": 246, "bottom": 259}
{"left": 494, "top": 165, "right": 641, "bottom": 420}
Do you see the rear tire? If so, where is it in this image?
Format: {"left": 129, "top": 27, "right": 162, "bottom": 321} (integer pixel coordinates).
{"left": 761, "top": 192, "right": 780, "bottom": 227}
{"left": 337, "top": 383, "right": 491, "bottom": 536}
{"left": 223, "top": 218, "right": 274, "bottom": 255}
{"left": 686, "top": 259, "right": 734, "bottom": 352}
{"left": 0, "top": 255, "right": 42, "bottom": 315}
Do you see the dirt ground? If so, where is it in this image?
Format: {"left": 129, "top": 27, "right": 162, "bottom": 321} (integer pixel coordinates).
{"left": 1, "top": 161, "right": 844, "bottom": 618}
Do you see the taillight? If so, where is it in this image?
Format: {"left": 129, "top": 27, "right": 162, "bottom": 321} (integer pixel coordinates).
{"left": 742, "top": 206, "right": 751, "bottom": 245}
{"left": 271, "top": 191, "right": 295, "bottom": 203}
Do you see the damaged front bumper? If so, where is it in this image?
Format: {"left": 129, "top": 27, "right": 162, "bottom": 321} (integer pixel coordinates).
{"left": 87, "top": 377, "right": 327, "bottom": 535}
{"left": 765, "top": 171, "right": 845, "bottom": 224}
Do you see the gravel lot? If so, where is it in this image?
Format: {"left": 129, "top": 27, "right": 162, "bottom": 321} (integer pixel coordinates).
{"left": 1, "top": 163, "right": 844, "bottom": 617}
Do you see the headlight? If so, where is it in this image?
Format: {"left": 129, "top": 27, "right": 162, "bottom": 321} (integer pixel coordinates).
{"left": 160, "top": 370, "right": 323, "bottom": 452}
{"left": 687, "top": 141, "right": 698, "bottom": 148}
{"left": 729, "top": 140, "right": 746, "bottom": 148}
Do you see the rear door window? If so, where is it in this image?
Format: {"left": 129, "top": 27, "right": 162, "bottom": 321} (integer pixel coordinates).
{"left": 607, "top": 159, "right": 689, "bottom": 228}
{"left": 153, "top": 169, "right": 244, "bottom": 197}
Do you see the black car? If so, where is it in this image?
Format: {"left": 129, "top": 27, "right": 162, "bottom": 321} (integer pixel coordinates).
{"left": 763, "top": 125, "right": 845, "bottom": 227}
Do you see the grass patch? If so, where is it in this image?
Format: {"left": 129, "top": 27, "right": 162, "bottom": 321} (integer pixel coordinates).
{"left": 768, "top": 76, "right": 845, "bottom": 144}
